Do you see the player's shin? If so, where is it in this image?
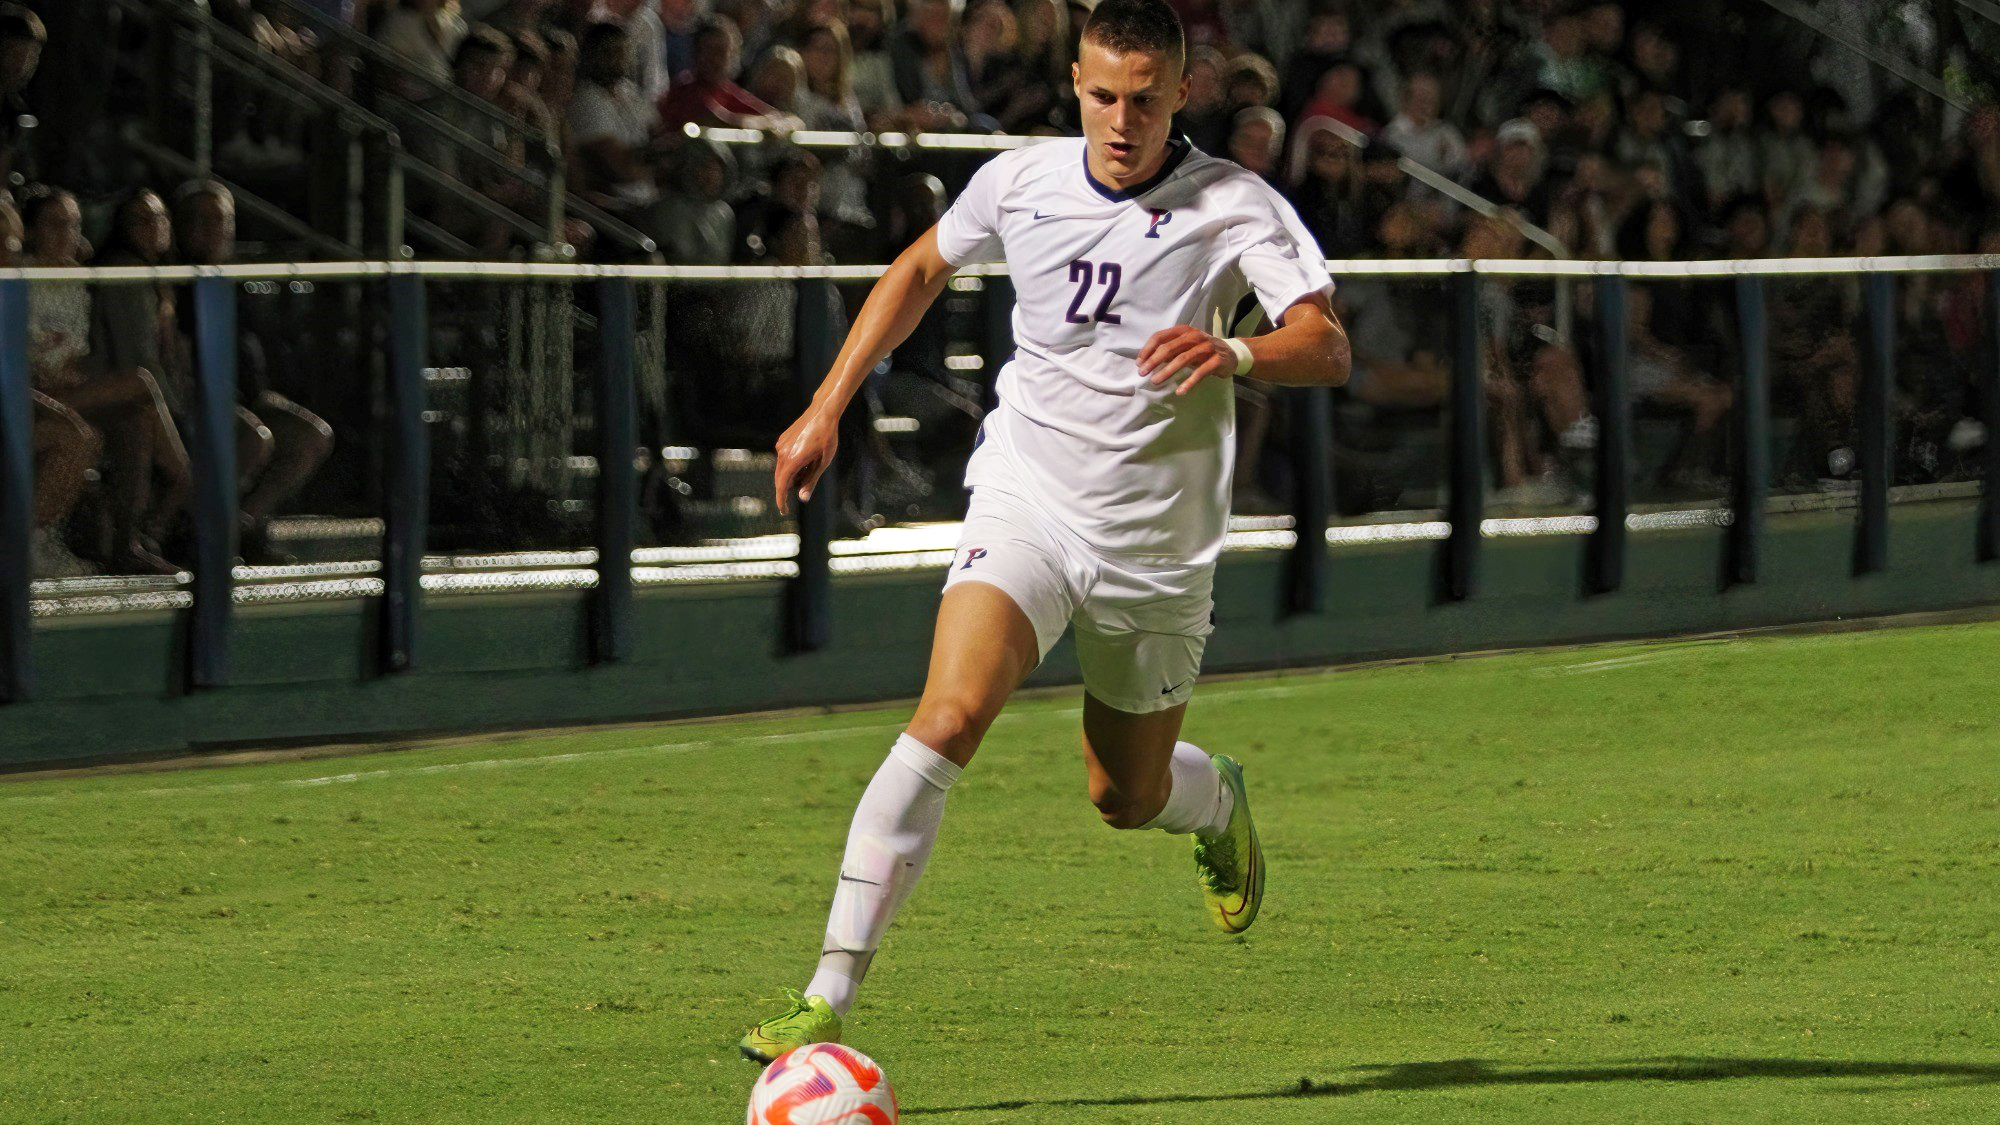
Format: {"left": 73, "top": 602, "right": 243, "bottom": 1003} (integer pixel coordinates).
{"left": 1138, "top": 741, "right": 1232, "bottom": 836}
{"left": 804, "top": 733, "right": 962, "bottom": 1016}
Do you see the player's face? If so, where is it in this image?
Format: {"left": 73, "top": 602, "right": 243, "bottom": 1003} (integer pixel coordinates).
{"left": 1072, "top": 40, "right": 1189, "bottom": 187}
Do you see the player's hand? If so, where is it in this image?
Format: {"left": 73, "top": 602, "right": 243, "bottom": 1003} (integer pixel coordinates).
{"left": 774, "top": 408, "right": 839, "bottom": 517}
{"left": 1137, "top": 325, "right": 1234, "bottom": 396}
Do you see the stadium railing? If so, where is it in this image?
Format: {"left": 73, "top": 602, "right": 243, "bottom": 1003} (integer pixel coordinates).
{"left": 0, "top": 255, "right": 1995, "bottom": 705}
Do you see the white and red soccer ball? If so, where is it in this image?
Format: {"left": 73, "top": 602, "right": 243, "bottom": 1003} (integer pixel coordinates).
{"left": 747, "top": 1043, "right": 898, "bottom": 1124}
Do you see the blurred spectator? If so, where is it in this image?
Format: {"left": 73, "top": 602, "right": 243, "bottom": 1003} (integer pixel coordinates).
{"left": 1467, "top": 120, "right": 1550, "bottom": 228}
{"left": 171, "top": 183, "right": 336, "bottom": 565}
{"left": 1278, "top": 10, "right": 1351, "bottom": 122}
{"left": 21, "top": 186, "right": 189, "bottom": 574}
{"left": 590, "top": 0, "right": 668, "bottom": 103}
{"left": 966, "top": 0, "right": 1049, "bottom": 135}
{"left": 1759, "top": 90, "right": 1816, "bottom": 211}
{"left": 1611, "top": 87, "right": 1701, "bottom": 215}
{"left": 1767, "top": 205, "right": 1858, "bottom": 482}
{"left": 498, "top": 28, "right": 559, "bottom": 135}
{"left": 429, "top": 27, "right": 538, "bottom": 250}
{"left": 1694, "top": 87, "right": 1759, "bottom": 218}
{"left": 1334, "top": 202, "right": 1452, "bottom": 410}
{"left": 1296, "top": 60, "right": 1379, "bottom": 140}
{"left": 657, "top": 18, "right": 792, "bottom": 131}
{"left": 568, "top": 21, "right": 662, "bottom": 206}
{"left": 0, "top": 2, "right": 43, "bottom": 190}
{"left": 375, "top": 0, "right": 469, "bottom": 87}
{"left": 653, "top": 137, "right": 735, "bottom": 264}
{"left": 845, "top": 0, "right": 902, "bottom": 126}
{"left": 1380, "top": 72, "right": 1466, "bottom": 195}
{"left": 1010, "top": 0, "right": 1073, "bottom": 132}
{"left": 0, "top": 198, "right": 97, "bottom": 577}
{"left": 795, "top": 22, "right": 875, "bottom": 239}
{"left": 1222, "top": 52, "right": 1279, "bottom": 118}
{"left": 1174, "top": 47, "right": 1231, "bottom": 155}
{"left": 658, "top": 0, "right": 707, "bottom": 83}
{"left": 1531, "top": 10, "right": 1611, "bottom": 104}
{"left": 1226, "top": 107, "right": 1283, "bottom": 188}
{"left": 1625, "top": 281, "right": 1733, "bottom": 488}
{"left": 1285, "top": 119, "right": 1370, "bottom": 259}
{"left": 892, "top": 0, "right": 983, "bottom": 132}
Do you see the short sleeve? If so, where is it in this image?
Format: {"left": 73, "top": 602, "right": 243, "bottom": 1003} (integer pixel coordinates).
{"left": 1232, "top": 186, "right": 1336, "bottom": 325}
{"left": 933, "top": 153, "right": 1012, "bottom": 267}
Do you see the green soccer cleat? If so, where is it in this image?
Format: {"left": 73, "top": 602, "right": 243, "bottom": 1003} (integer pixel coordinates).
{"left": 739, "top": 989, "right": 842, "bottom": 1065}
{"left": 1192, "top": 754, "right": 1264, "bottom": 934}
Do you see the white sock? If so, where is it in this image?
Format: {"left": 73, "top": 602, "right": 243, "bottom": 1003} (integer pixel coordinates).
{"left": 1139, "top": 741, "right": 1233, "bottom": 837}
{"left": 804, "top": 733, "right": 961, "bottom": 1017}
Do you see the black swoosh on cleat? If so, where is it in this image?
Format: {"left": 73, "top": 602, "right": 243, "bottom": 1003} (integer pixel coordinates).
{"left": 839, "top": 875, "right": 883, "bottom": 886}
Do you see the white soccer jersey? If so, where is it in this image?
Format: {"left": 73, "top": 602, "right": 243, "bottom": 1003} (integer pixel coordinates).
{"left": 934, "top": 136, "right": 1334, "bottom": 564}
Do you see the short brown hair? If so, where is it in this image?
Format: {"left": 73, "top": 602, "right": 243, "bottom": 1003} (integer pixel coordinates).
{"left": 1080, "top": 0, "right": 1183, "bottom": 69}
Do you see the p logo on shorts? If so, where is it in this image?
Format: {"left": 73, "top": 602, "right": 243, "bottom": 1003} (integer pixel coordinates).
{"left": 960, "top": 548, "right": 988, "bottom": 570}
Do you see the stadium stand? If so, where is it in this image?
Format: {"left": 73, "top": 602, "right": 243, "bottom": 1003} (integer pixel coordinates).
{"left": 7, "top": 0, "right": 1998, "bottom": 583}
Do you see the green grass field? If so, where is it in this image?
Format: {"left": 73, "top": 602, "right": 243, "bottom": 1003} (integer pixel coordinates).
{"left": 5, "top": 621, "right": 1999, "bottom": 1123}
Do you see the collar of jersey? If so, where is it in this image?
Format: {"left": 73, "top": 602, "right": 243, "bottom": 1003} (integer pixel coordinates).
{"left": 1080, "top": 137, "right": 1192, "bottom": 203}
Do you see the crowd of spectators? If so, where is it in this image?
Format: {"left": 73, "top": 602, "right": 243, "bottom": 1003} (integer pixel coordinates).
{"left": 10, "top": 0, "right": 2000, "bottom": 567}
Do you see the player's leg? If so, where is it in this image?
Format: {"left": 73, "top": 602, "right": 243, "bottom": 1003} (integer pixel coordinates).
{"left": 744, "top": 527, "right": 1070, "bottom": 1063}
{"left": 800, "top": 581, "right": 1039, "bottom": 1011}
{"left": 1075, "top": 621, "right": 1264, "bottom": 934}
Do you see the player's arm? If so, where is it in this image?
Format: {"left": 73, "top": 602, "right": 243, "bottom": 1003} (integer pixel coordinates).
{"left": 773, "top": 225, "right": 958, "bottom": 515}
{"left": 1136, "top": 293, "right": 1351, "bottom": 396}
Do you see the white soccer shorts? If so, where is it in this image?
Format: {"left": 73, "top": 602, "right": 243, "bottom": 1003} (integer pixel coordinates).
{"left": 941, "top": 483, "right": 1214, "bottom": 715}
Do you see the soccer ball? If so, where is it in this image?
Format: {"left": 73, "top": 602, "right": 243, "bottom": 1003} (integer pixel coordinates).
{"left": 747, "top": 1043, "right": 898, "bottom": 1124}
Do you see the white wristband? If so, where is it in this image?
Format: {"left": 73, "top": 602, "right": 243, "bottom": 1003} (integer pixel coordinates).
{"left": 1224, "top": 337, "right": 1254, "bottom": 376}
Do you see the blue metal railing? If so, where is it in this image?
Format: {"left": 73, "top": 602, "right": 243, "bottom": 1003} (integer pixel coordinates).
{"left": 0, "top": 257, "right": 1995, "bottom": 703}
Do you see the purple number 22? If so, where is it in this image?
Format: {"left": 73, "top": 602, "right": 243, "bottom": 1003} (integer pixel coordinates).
{"left": 1063, "top": 260, "right": 1122, "bottom": 325}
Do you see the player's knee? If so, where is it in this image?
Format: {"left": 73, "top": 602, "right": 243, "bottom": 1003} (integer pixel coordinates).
{"left": 905, "top": 698, "right": 986, "bottom": 763}
{"left": 1090, "top": 783, "right": 1163, "bottom": 831}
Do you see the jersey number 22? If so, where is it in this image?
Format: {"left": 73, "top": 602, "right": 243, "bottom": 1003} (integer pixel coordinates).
{"left": 1064, "top": 259, "right": 1122, "bottom": 325}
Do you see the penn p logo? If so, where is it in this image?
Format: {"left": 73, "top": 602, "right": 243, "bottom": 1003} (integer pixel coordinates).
{"left": 1145, "top": 209, "right": 1173, "bottom": 238}
{"left": 960, "top": 548, "right": 988, "bottom": 570}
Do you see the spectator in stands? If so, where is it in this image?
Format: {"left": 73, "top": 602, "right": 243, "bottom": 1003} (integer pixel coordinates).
{"left": 795, "top": 21, "right": 875, "bottom": 245}
{"left": 1939, "top": 105, "right": 2000, "bottom": 225}
{"left": 1381, "top": 72, "right": 1467, "bottom": 198}
{"left": 1278, "top": 9, "right": 1350, "bottom": 122}
{"left": 568, "top": 21, "right": 662, "bottom": 206}
{"left": 1625, "top": 282, "right": 1734, "bottom": 490}
{"left": 1694, "top": 87, "right": 1760, "bottom": 219}
{"left": 1760, "top": 90, "right": 1816, "bottom": 210}
{"left": 1286, "top": 118, "right": 1370, "bottom": 259}
{"left": 965, "top": 0, "right": 1046, "bottom": 135}
{"left": 499, "top": 28, "right": 558, "bottom": 135}
{"left": 1009, "top": 0, "right": 1073, "bottom": 132}
{"left": 718, "top": 0, "right": 782, "bottom": 76}
{"left": 375, "top": 0, "right": 469, "bottom": 87}
{"left": 0, "top": 3, "right": 44, "bottom": 190}
{"left": 1468, "top": 119, "right": 1551, "bottom": 228}
{"left": 171, "top": 183, "right": 336, "bottom": 565}
{"left": 1222, "top": 52, "right": 1279, "bottom": 118}
{"left": 21, "top": 186, "right": 189, "bottom": 574}
{"left": 1334, "top": 201, "right": 1453, "bottom": 410}
{"left": 427, "top": 28, "right": 540, "bottom": 250}
{"left": 1464, "top": 212, "right": 1595, "bottom": 497}
{"left": 747, "top": 45, "right": 805, "bottom": 121}
{"left": 1295, "top": 60, "right": 1379, "bottom": 140}
{"left": 891, "top": 0, "right": 984, "bottom": 132}
{"left": 1532, "top": 9, "right": 1611, "bottom": 103}
{"left": 1612, "top": 87, "right": 1702, "bottom": 217}
{"left": 654, "top": 137, "right": 734, "bottom": 264}
{"left": 0, "top": 198, "right": 97, "bottom": 577}
{"left": 1219, "top": 0, "right": 1301, "bottom": 72}
{"left": 1767, "top": 204, "right": 1858, "bottom": 482}
{"left": 589, "top": 0, "right": 669, "bottom": 102}
{"left": 657, "top": 0, "right": 707, "bottom": 82}
{"left": 657, "top": 18, "right": 794, "bottom": 131}
{"left": 1174, "top": 47, "right": 1231, "bottom": 155}
{"left": 1226, "top": 107, "right": 1283, "bottom": 188}
{"left": 844, "top": 0, "right": 902, "bottom": 127}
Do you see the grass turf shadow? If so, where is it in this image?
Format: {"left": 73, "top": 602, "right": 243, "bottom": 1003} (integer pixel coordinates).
{"left": 903, "top": 1057, "right": 2000, "bottom": 1116}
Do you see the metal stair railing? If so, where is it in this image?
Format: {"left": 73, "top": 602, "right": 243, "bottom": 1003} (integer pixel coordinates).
{"left": 112, "top": 0, "right": 405, "bottom": 256}
{"left": 259, "top": 0, "right": 657, "bottom": 258}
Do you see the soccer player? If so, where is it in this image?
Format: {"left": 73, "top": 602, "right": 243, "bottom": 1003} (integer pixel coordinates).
{"left": 741, "top": 0, "right": 1350, "bottom": 1063}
